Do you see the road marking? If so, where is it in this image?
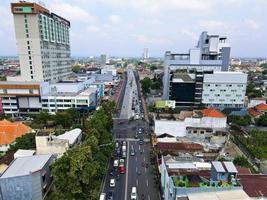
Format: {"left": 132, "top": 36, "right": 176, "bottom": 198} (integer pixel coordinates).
{"left": 139, "top": 145, "right": 140, "bottom": 150}
{"left": 135, "top": 157, "right": 137, "bottom": 162}
{"left": 136, "top": 179, "right": 138, "bottom": 186}
{"left": 145, "top": 167, "right": 147, "bottom": 173}
{"left": 144, "top": 157, "right": 145, "bottom": 162}
{"left": 136, "top": 167, "right": 138, "bottom": 172}
{"left": 124, "top": 141, "right": 130, "bottom": 200}
{"left": 146, "top": 179, "right": 149, "bottom": 187}
{"left": 148, "top": 195, "right": 150, "bottom": 200}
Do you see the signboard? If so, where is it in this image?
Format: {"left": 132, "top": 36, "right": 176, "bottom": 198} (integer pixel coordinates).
{"left": 155, "top": 100, "right": 175, "bottom": 109}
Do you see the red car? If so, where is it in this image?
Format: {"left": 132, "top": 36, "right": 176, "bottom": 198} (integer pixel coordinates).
{"left": 119, "top": 165, "right": 126, "bottom": 174}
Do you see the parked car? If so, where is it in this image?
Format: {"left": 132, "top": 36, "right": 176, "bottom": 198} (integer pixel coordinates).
{"left": 113, "top": 160, "right": 119, "bottom": 167}
{"left": 131, "top": 187, "right": 137, "bottom": 200}
{"left": 122, "top": 151, "right": 127, "bottom": 158}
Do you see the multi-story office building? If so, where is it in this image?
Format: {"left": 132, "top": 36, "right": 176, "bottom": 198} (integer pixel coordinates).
{"left": 163, "top": 31, "right": 231, "bottom": 100}
{"left": 0, "top": 81, "right": 49, "bottom": 116}
{"left": 11, "top": 1, "right": 71, "bottom": 82}
{"left": 169, "top": 70, "right": 247, "bottom": 108}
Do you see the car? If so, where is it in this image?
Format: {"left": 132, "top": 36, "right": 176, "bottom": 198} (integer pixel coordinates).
{"left": 115, "top": 141, "right": 119, "bottom": 149}
{"left": 100, "top": 193, "right": 106, "bottom": 200}
{"left": 119, "top": 159, "right": 125, "bottom": 166}
{"left": 139, "top": 140, "right": 144, "bottom": 145}
{"left": 131, "top": 187, "right": 137, "bottom": 200}
{"left": 110, "top": 179, "right": 115, "bottom": 187}
{"left": 122, "top": 151, "right": 126, "bottom": 158}
{"left": 113, "top": 160, "right": 119, "bottom": 167}
{"left": 122, "top": 141, "right": 127, "bottom": 146}
{"left": 118, "top": 121, "right": 124, "bottom": 125}
{"left": 135, "top": 134, "right": 138, "bottom": 139}
{"left": 130, "top": 148, "right": 135, "bottom": 156}
{"left": 107, "top": 190, "right": 114, "bottom": 200}
{"left": 119, "top": 165, "right": 126, "bottom": 174}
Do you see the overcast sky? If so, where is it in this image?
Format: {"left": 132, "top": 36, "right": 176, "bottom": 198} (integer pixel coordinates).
{"left": 1, "top": 0, "right": 267, "bottom": 57}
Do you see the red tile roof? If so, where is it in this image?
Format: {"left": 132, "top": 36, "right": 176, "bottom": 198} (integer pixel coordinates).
{"left": 200, "top": 108, "right": 225, "bottom": 118}
{"left": 0, "top": 119, "right": 32, "bottom": 145}
{"left": 238, "top": 174, "right": 267, "bottom": 197}
{"left": 236, "top": 167, "right": 252, "bottom": 175}
{"left": 248, "top": 107, "right": 262, "bottom": 117}
{"left": 255, "top": 103, "right": 267, "bottom": 111}
{"left": 156, "top": 142, "right": 203, "bottom": 151}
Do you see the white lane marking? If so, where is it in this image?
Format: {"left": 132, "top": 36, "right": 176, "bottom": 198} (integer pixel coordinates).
{"left": 139, "top": 145, "right": 140, "bottom": 150}
{"left": 136, "top": 179, "right": 138, "bottom": 186}
{"left": 135, "top": 157, "right": 137, "bottom": 162}
{"left": 124, "top": 141, "right": 130, "bottom": 200}
{"left": 136, "top": 167, "right": 138, "bottom": 172}
{"left": 146, "top": 179, "right": 149, "bottom": 187}
{"left": 143, "top": 157, "right": 145, "bottom": 162}
{"left": 145, "top": 167, "right": 147, "bottom": 173}
{"left": 148, "top": 195, "right": 150, "bottom": 200}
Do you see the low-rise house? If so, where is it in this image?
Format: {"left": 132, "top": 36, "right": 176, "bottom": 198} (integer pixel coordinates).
{"left": 155, "top": 108, "right": 227, "bottom": 138}
{"left": 248, "top": 97, "right": 267, "bottom": 108}
{"left": 13, "top": 149, "right": 36, "bottom": 159}
{"left": 0, "top": 119, "right": 33, "bottom": 152}
{"left": 35, "top": 128, "right": 82, "bottom": 156}
{"left": 160, "top": 155, "right": 244, "bottom": 200}
{"left": 248, "top": 103, "right": 267, "bottom": 118}
{"left": 0, "top": 154, "right": 54, "bottom": 200}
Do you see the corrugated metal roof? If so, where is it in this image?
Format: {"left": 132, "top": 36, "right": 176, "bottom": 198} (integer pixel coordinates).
{"left": 57, "top": 128, "right": 82, "bottom": 146}
{"left": 212, "top": 161, "right": 225, "bottom": 172}
{"left": 0, "top": 154, "right": 52, "bottom": 179}
{"left": 223, "top": 161, "right": 238, "bottom": 173}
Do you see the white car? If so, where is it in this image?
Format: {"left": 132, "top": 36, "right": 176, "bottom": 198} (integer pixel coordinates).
{"left": 113, "top": 160, "right": 119, "bottom": 167}
{"left": 119, "top": 159, "right": 125, "bottom": 166}
{"left": 110, "top": 179, "right": 115, "bottom": 187}
{"left": 131, "top": 187, "right": 137, "bottom": 199}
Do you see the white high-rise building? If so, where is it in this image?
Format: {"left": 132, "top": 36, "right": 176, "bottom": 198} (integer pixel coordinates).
{"left": 11, "top": 1, "right": 72, "bottom": 82}
{"left": 143, "top": 47, "right": 149, "bottom": 61}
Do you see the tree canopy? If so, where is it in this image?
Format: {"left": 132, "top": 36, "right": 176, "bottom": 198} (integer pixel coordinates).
{"left": 50, "top": 101, "right": 115, "bottom": 200}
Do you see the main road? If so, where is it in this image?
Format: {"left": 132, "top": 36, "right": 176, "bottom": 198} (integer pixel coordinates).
{"left": 102, "top": 66, "right": 160, "bottom": 200}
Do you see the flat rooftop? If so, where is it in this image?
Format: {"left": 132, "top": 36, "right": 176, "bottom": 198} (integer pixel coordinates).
{"left": 1, "top": 154, "right": 52, "bottom": 179}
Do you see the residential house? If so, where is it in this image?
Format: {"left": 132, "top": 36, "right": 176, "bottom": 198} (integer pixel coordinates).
{"left": 0, "top": 154, "right": 54, "bottom": 200}
{"left": 0, "top": 119, "right": 32, "bottom": 152}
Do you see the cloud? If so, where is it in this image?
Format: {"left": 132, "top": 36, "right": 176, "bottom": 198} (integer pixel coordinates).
{"left": 109, "top": 15, "right": 121, "bottom": 24}
{"left": 132, "top": 34, "right": 171, "bottom": 45}
{"left": 179, "top": 29, "right": 198, "bottom": 40}
{"left": 87, "top": 25, "right": 100, "bottom": 32}
{"left": 49, "top": 2, "right": 97, "bottom": 23}
{"left": 199, "top": 20, "right": 226, "bottom": 29}
{"left": 245, "top": 19, "right": 260, "bottom": 29}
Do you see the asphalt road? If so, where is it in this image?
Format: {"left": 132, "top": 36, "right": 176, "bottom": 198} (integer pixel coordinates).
{"left": 102, "top": 67, "right": 160, "bottom": 200}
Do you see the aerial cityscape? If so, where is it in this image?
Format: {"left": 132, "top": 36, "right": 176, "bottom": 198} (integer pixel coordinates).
{"left": 0, "top": 1, "right": 267, "bottom": 200}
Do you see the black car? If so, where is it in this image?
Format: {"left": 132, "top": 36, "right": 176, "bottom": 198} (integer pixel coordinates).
{"left": 107, "top": 190, "right": 114, "bottom": 200}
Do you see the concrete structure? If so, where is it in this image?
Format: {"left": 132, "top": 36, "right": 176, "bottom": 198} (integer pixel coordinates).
{"left": 143, "top": 47, "right": 149, "bottom": 61}
{"left": 0, "top": 154, "right": 54, "bottom": 200}
{"left": 160, "top": 156, "right": 243, "bottom": 200}
{"left": 35, "top": 128, "right": 82, "bottom": 156}
{"left": 100, "top": 54, "right": 109, "bottom": 66}
{"left": 13, "top": 149, "right": 35, "bottom": 159}
{"left": 202, "top": 72, "right": 247, "bottom": 108}
{"left": 155, "top": 108, "right": 227, "bottom": 138}
{"left": 248, "top": 97, "right": 267, "bottom": 108}
{"left": 11, "top": 1, "right": 71, "bottom": 82}
{"left": 101, "top": 65, "right": 117, "bottom": 77}
{"left": 163, "top": 31, "right": 231, "bottom": 100}
{"left": 41, "top": 87, "right": 98, "bottom": 113}
{"left": 0, "top": 81, "right": 49, "bottom": 116}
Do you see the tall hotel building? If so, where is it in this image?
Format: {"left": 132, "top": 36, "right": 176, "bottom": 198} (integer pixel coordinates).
{"left": 11, "top": 1, "right": 71, "bottom": 82}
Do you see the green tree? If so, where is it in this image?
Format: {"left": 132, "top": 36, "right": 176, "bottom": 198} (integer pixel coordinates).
{"left": 246, "top": 83, "right": 263, "bottom": 98}
{"left": 233, "top": 156, "right": 251, "bottom": 168}
{"left": 9, "top": 132, "right": 36, "bottom": 151}
{"left": 228, "top": 115, "right": 251, "bottom": 126}
{"left": 140, "top": 77, "right": 152, "bottom": 95}
{"left": 258, "top": 114, "right": 267, "bottom": 126}
{"left": 72, "top": 65, "right": 81, "bottom": 73}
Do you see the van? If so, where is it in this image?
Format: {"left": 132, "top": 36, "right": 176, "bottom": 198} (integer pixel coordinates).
{"left": 131, "top": 187, "right": 137, "bottom": 200}
{"left": 99, "top": 193, "right": 106, "bottom": 200}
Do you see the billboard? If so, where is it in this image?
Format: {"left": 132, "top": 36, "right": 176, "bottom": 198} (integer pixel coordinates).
{"left": 155, "top": 100, "right": 175, "bottom": 109}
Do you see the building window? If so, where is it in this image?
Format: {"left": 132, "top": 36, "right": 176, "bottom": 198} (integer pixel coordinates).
{"left": 3, "top": 89, "right": 7, "bottom": 94}
{"left": 29, "top": 56, "right": 31, "bottom": 60}
{"left": 28, "top": 46, "right": 30, "bottom": 50}
{"left": 28, "top": 51, "right": 31, "bottom": 55}
{"left": 27, "top": 41, "right": 30, "bottom": 45}
{"left": 26, "top": 34, "right": 29, "bottom": 38}
{"left": 29, "top": 61, "right": 32, "bottom": 65}
{"left": 31, "top": 75, "right": 33, "bottom": 79}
